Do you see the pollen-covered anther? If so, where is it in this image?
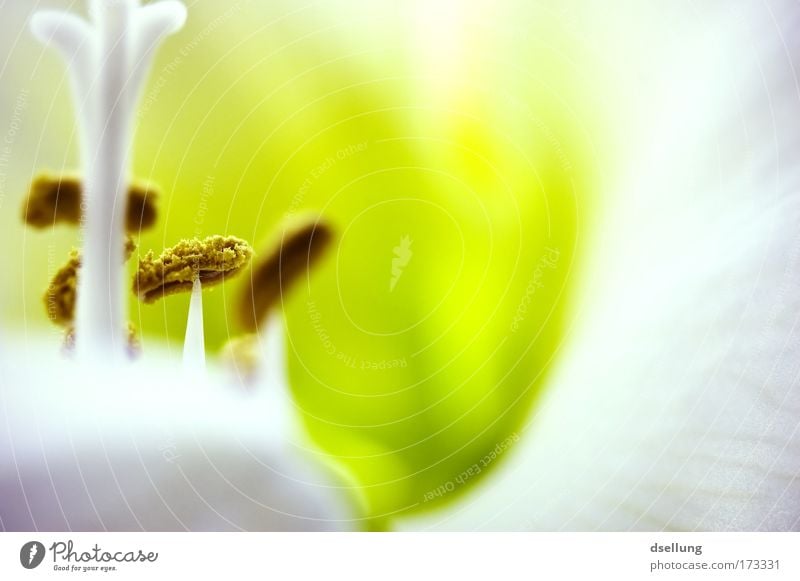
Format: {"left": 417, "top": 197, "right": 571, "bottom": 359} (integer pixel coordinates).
{"left": 134, "top": 235, "right": 253, "bottom": 304}
{"left": 22, "top": 173, "right": 160, "bottom": 232}
{"left": 44, "top": 237, "right": 137, "bottom": 327}
{"left": 239, "top": 215, "right": 334, "bottom": 332}
{"left": 44, "top": 250, "right": 81, "bottom": 327}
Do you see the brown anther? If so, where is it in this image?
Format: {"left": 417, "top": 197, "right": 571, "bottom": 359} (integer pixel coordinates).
{"left": 133, "top": 235, "right": 253, "bottom": 304}
{"left": 44, "top": 250, "right": 80, "bottom": 327}
{"left": 22, "top": 173, "right": 160, "bottom": 232}
{"left": 239, "top": 215, "right": 334, "bottom": 332}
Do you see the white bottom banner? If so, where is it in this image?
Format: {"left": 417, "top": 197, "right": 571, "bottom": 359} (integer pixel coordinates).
{"left": 0, "top": 533, "right": 797, "bottom": 580}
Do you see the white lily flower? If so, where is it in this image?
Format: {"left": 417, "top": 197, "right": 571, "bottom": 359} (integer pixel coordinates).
{"left": 5, "top": 0, "right": 799, "bottom": 533}
{"left": 402, "top": 1, "right": 800, "bottom": 531}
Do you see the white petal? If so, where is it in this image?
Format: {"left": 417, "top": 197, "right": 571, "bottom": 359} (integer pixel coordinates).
{"left": 401, "top": 1, "right": 800, "bottom": 531}
{"left": 0, "top": 333, "right": 357, "bottom": 531}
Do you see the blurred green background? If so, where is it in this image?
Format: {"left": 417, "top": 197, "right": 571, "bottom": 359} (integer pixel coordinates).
{"left": 0, "top": 0, "right": 606, "bottom": 527}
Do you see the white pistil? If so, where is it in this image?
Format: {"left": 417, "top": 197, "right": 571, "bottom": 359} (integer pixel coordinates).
{"left": 30, "top": 0, "right": 186, "bottom": 362}
{"left": 183, "top": 277, "right": 206, "bottom": 374}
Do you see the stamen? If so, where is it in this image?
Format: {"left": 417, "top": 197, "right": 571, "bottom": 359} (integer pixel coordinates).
{"left": 239, "top": 216, "right": 334, "bottom": 332}
{"left": 22, "top": 173, "right": 160, "bottom": 232}
{"left": 133, "top": 235, "right": 253, "bottom": 304}
{"left": 134, "top": 236, "right": 252, "bottom": 376}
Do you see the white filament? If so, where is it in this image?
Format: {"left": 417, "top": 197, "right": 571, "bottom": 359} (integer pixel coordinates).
{"left": 30, "top": 0, "right": 186, "bottom": 362}
{"left": 183, "top": 277, "right": 206, "bottom": 374}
